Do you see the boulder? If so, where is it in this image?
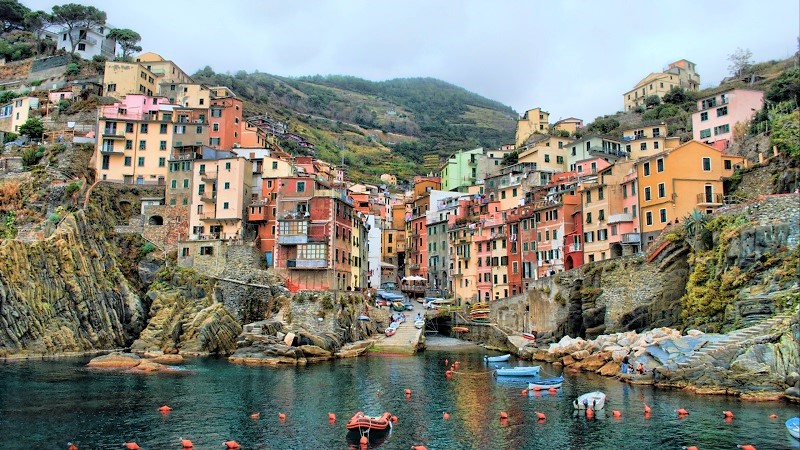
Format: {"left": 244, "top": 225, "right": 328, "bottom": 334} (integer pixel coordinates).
{"left": 596, "top": 361, "right": 621, "bottom": 377}
{"left": 151, "top": 354, "right": 184, "bottom": 364}
{"left": 785, "top": 372, "right": 800, "bottom": 387}
{"left": 561, "top": 355, "right": 576, "bottom": 366}
{"left": 572, "top": 351, "right": 612, "bottom": 372}
{"left": 130, "top": 360, "right": 171, "bottom": 373}
{"left": 571, "top": 350, "right": 591, "bottom": 361}
{"left": 87, "top": 352, "right": 141, "bottom": 368}
{"left": 300, "top": 345, "right": 333, "bottom": 359}
{"left": 686, "top": 329, "right": 705, "bottom": 337}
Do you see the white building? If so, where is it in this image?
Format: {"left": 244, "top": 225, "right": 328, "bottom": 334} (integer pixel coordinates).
{"left": 50, "top": 25, "right": 117, "bottom": 60}
{"left": 366, "top": 215, "right": 383, "bottom": 289}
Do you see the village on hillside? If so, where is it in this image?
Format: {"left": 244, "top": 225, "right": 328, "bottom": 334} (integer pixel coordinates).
{"left": 0, "top": 6, "right": 796, "bottom": 309}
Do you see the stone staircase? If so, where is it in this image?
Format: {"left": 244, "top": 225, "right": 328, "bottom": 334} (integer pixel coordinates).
{"left": 674, "top": 309, "right": 798, "bottom": 370}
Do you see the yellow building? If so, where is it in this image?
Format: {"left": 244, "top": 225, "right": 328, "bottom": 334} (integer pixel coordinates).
{"left": 104, "top": 52, "right": 192, "bottom": 100}
{"left": 621, "top": 123, "right": 681, "bottom": 160}
{"left": 623, "top": 59, "right": 700, "bottom": 112}
{"left": 0, "top": 96, "right": 40, "bottom": 133}
{"left": 515, "top": 107, "right": 550, "bottom": 147}
{"left": 553, "top": 117, "right": 583, "bottom": 135}
{"left": 636, "top": 141, "right": 746, "bottom": 246}
{"left": 188, "top": 156, "right": 253, "bottom": 241}
{"left": 517, "top": 134, "right": 573, "bottom": 173}
{"left": 159, "top": 82, "right": 210, "bottom": 109}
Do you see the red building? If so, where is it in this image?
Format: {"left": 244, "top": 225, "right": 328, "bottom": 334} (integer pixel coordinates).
{"left": 208, "top": 86, "right": 243, "bottom": 150}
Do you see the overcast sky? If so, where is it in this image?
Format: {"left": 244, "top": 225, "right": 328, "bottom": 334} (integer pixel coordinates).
{"left": 26, "top": 0, "right": 799, "bottom": 122}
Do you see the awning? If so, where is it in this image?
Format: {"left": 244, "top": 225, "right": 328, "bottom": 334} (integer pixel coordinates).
{"left": 380, "top": 262, "right": 397, "bottom": 269}
{"left": 402, "top": 275, "right": 425, "bottom": 281}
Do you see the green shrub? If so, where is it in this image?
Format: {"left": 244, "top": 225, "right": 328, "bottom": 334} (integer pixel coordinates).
{"left": 57, "top": 100, "right": 70, "bottom": 112}
{"left": 2, "top": 132, "right": 17, "bottom": 143}
{"left": 65, "top": 63, "right": 79, "bottom": 76}
{"left": 48, "top": 213, "right": 61, "bottom": 223}
{"left": 20, "top": 148, "right": 39, "bottom": 168}
{"left": 141, "top": 242, "right": 156, "bottom": 254}
{"left": 64, "top": 181, "right": 82, "bottom": 196}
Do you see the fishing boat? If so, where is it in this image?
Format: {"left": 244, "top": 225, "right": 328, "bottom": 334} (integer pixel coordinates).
{"left": 451, "top": 326, "right": 469, "bottom": 333}
{"left": 495, "top": 366, "right": 541, "bottom": 377}
{"left": 346, "top": 411, "right": 394, "bottom": 438}
{"left": 787, "top": 417, "right": 800, "bottom": 439}
{"left": 527, "top": 375, "right": 564, "bottom": 390}
{"left": 392, "top": 301, "right": 406, "bottom": 312}
{"left": 573, "top": 391, "right": 606, "bottom": 410}
{"left": 484, "top": 354, "right": 511, "bottom": 362}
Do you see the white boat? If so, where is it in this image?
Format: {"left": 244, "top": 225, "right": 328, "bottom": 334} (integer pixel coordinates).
{"left": 573, "top": 391, "right": 606, "bottom": 410}
{"left": 787, "top": 417, "right": 800, "bottom": 439}
{"left": 528, "top": 375, "right": 564, "bottom": 390}
{"left": 484, "top": 354, "right": 511, "bottom": 362}
{"left": 414, "top": 319, "right": 424, "bottom": 329}
{"left": 495, "top": 366, "right": 541, "bottom": 377}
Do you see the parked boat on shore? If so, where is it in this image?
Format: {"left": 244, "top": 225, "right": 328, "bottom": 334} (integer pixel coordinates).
{"left": 484, "top": 354, "right": 511, "bottom": 362}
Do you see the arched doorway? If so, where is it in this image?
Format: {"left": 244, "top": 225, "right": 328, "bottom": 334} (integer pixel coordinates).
{"left": 610, "top": 243, "right": 623, "bottom": 258}
{"left": 148, "top": 215, "right": 164, "bottom": 226}
{"left": 565, "top": 255, "right": 574, "bottom": 270}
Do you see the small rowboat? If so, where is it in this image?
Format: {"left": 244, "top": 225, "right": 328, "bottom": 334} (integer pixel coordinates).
{"left": 522, "top": 332, "right": 536, "bottom": 340}
{"left": 385, "top": 328, "right": 396, "bottom": 337}
{"left": 484, "top": 354, "right": 511, "bottom": 362}
{"left": 528, "top": 375, "right": 564, "bottom": 390}
{"left": 573, "top": 391, "right": 606, "bottom": 410}
{"left": 452, "top": 327, "right": 469, "bottom": 333}
{"left": 346, "top": 411, "right": 393, "bottom": 434}
{"left": 787, "top": 417, "right": 800, "bottom": 439}
{"left": 495, "top": 366, "right": 541, "bottom": 377}
{"left": 358, "top": 315, "right": 370, "bottom": 321}
{"left": 414, "top": 319, "right": 424, "bottom": 329}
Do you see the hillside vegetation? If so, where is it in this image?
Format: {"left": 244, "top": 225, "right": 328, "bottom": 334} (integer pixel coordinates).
{"left": 191, "top": 68, "right": 517, "bottom": 183}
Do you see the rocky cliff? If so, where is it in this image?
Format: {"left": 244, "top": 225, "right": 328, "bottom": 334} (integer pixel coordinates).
{"left": 0, "top": 211, "right": 145, "bottom": 356}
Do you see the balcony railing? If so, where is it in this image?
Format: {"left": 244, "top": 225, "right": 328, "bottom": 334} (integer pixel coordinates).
{"left": 607, "top": 213, "right": 633, "bottom": 224}
{"left": 200, "top": 172, "right": 217, "bottom": 182}
{"left": 200, "top": 193, "right": 216, "bottom": 203}
{"left": 621, "top": 233, "right": 641, "bottom": 244}
{"left": 287, "top": 259, "right": 327, "bottom": 269}
{"left": 277, "top": 233, "right": 308, "bottom": 245}
{"left": 696, "top": 193, "right": 724, "bottom": 205}
{"left": 101, "top": 130, "right": 125, "bottom": 139}
{"left": 568, "top": 243, "right": 582, "bottom": 252}
{"left": 408, "top": 263, "right": 420, "bottom": 270}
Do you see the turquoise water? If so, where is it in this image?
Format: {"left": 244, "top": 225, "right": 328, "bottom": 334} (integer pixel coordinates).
{"left": 1, "top": 346, "right": 798, "bottom": 450}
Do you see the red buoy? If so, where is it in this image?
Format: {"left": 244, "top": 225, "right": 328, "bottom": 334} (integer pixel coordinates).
{"left": 769, "top": 413, "right": 778, "bottom": 419}
{"left": 412, "top": 446, "right": 428, "bottom": 450}
{"left": 249, "top": 412, "right": 260, "bottom": 420}
{"left": 723, "top": 410, "right": 734, "bottom": 419}
{"left": 223, "top": 441, "right": 241, "bottom": 449}
{"left": 644, "top": 411, "right": 652, "bottom": 420}
{"left": 644, "top": 403, "right": 652, "bottom": 414}
{"left": 677, "top": 408, "right": 689, "bottom": 416}
{"left": 328, "top": 412, "right": 336, "bottom": 422}
{"left": 391, "top": 415, "right": 398, "bottom": 423}
{"left": 359, "top": 436, "right": 368, "bottom": 445}
{"left": 536, "top": 412, "right": 546, "bottom": 420}
{"left": 612, "top": 410, "right": 621, "bottom": 418}
{"left": 443, "top": 412, "right": 450, "bottom": 420}
{"left": 521, "top": 389, "right": 528, "bottom": 396}
{"left": 737, "top": 445, "right": 757, "bottom": 450}
{"left": 180, "top": 438, "right": 193, "bottom": 448}
{"left": 547, "top": 387, "right": 557, "bottom": 394}
{"left": 124, "top": 443, "right": 140, "bottom": 450}
{"left": 68, "top": 443, "right": 78, "bottom": 450}
{"left": 278, "top": 412, "right": 286, "bottom": 421}
{"left": 586, "top": 408, "right": 594, "bottom": 419}
{"left": 682, "top": 447, "right": 699, "bottom": 450}
{"left": 499, "top": 411, "right": 508, "bottom": 419}
{"left": 158, "top": 405, "right": 172, "bottom": 412}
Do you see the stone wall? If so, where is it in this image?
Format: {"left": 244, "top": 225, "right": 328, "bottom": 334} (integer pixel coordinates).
{"left": 716, "top": 194, "right": 800, "bottom": 249}
{"left": 141, "top": 204, "right": 188, "bottom": 254}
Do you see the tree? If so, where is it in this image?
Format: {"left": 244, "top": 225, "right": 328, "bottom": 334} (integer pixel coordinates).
{"left": 771, "top": 110, "right": 800, "bottom": 159}
{"left": 23, "top": 10, "right": 51, "bottom": 56}
{"left": 50, "top": 3, "right": 107, "bottom": 54}
{"left": 645, "top": 95, "right": 661, "bottom": 108}
{"left": 663, "top": 86, "right": 690, "bottom": 105}
{"left": 587, "top": 116, "right": 620, "bottom": 134}
{"left": 0, "top": 0, "right": 29, "bottom": 32}
{"left": 107, "top": 28, "right": 141, "bottom": 60}
{"left": 766, "top": 66, "right": 800, "bottom": 105}
{"left": 727, "top": 47, "right": 753, "bottom": 78}
{"left": 18, "top": 117, "right": 44, "bottom": 139}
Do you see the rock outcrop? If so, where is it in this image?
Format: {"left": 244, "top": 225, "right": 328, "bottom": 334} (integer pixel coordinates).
{"left": 0, "top": 211, "right": 145, "bottom": 356}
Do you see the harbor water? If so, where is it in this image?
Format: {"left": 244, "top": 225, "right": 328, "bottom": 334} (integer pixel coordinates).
{"left": 1, "top": 342, "right": 798, "bottom": 449}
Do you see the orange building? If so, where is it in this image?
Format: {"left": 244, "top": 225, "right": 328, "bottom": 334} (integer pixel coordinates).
{"left": 208, "top": 86, "right": 243, "bottom": 149}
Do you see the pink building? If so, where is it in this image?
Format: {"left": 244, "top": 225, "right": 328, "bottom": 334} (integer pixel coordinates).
{"left": 692, "top": 88, "right": 764, "bottom": 151}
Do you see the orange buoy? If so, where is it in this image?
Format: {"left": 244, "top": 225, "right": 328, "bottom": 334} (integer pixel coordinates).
{"left": 676, "top": 408, "right": 689, "bottom": 416}
{"left": 223, "top": 441, "right": 241, "bottom": 449}
{"left": 547, "top": 387, "right": 557, "bottom": 394}
{"left": 521, "top": 389, "right": 528, "bottom": 396}
{"left": 443, "top": 412, "right": 450, "bottom": 420}
{"left": 124, "top": 443, "right": 140, "bottom": 450}
{"left": 612, "top": 410, "right": 621, "bottom": 418}
{"left": 723, "top": 410, "right": 734, "bottom": 419}
{"left": 158, "top": 405, "right": 172, "bottom": 412}
{"left": 499, "top": 411, "right": 508, "bottom": 420}
{"left": 359, "top": 436, "right": 368, "bottom": 445}
{"left": 391, "top": 415, "right": 398, "bottom": 423}
{"left": 68, "top": 443, "right": 78, "bottom": 450}
{"left": 644, "top": 411, "right": 652, "bottom": 420}
{"left": 737, "top": 445, "right": 757, "bottom": 450}
{"left": 180, "top": 438, "right": 193, "bottom": 448}
{"left": 532, "top": 385, "right": 542, "bottom": 391}
{"left": 278, "top": 412, "right": 286, "bottom": 421}
{"left": 682, "top": 447, "right": 699, "bottom": 450}
{"left": 644, "top": 403, "right": 652, "bottom": 414}
{"left": 769, "top": 413, "right": 778, "bottom": 419}
{"left": 536, "top": 412, "right": 546, "bottom": 420}
{"left": 328, "top": 412, "right": 336, "bottom": 421}
{"left": 405, "top": 389, "right": 412, "bottom": 398}
{"left": 412, "top": 446, "right": 428, "bottom": 450}
{"left": 249, "top": 412, "right": 260, "bottom": 420}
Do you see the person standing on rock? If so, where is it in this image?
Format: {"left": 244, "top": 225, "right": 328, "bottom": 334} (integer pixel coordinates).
{"left": 622, "top": 354, "right": 632, "bottom": 374}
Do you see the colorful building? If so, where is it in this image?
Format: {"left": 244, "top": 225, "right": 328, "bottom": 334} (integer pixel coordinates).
{"left": 623, "top": 59, "right": 700, "bottom": 111}
{"left": 0, "top": 96, "right": 39, "bottom": 133}
{"left": 439, "top": 148, "right": 485, "bottom": 192}
{"left": 515, "top": 107, "right": 550, "bottom": 146}
{"left": 692, "top": 88, "right": 764, "bottom": 151}
{"left": 208, "top": 86, "right": 243, "bottom": 149}
{"left": 636, "top": 141, "right": 747, "bottom": 246}
{"left": 621, "top": 123, "right": 681, "bottom": 160}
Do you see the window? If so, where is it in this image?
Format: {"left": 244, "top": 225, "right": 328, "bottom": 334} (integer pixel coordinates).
{"left": 724, "top": 160, "right": 732, "bottom": 170}
{"left": 644, "top": 186, "right": 651, "bottom": 201}
{"left": 714, "top": 124, "right": 730, "bottom": 135}
{"left": 658, "top": 183, "right": 665, "bottom": 198}
{"left": 140, "top": 124, "right": 148, "bottom": 133}
{"left": 598, "top": 210, "right": 605, "bottom": 221}
{"left": 556, "top": 155, "right": 564, "bottom": 164}
{"left": 125, "top": 139, "right": 133, "bottom": 150}
{"left": 700, "top": 129, "right": 711, "bottom": 139}
{"left": 77, "top": 43, "right": 86, "bottom": 51}
{"left": 643, "top": 162, "right": 650, "bottom": 176}
{"left": 174, "top": 125, "right": 186, "bottom": 135}
{"left": 646, "top": 211, "right": 653, "bottom": 226}
{"left": 211, "top": 108, "right": 222, "bottom": 117}
{"left": 183, "top": 179, "right": 189, "bottom": 188}
{"left": 124, "top": 156, "right": 132, "bottom": 167}
{"left": 160, "top": 124, "right": 168, "bottom": 134}
{"left": 654, "top": 141, "right": 659, "bottom": 150}
{"left": 107, "top": 83, "right": 116, "bottom": 92}
{"left": 544, "top": 154, "right": 550, "bottom": 163}
{"left": 224, "top": 182, "right": 230, "bottom": 189}
{"left": 657, "top": 158, "right": 664, "bottom": 172}
{"left": 702, "top": 157, "right": 711, "bottom": 171}
{"left": 223, "top": 202, "right": 229, "bottom": 210}
{"left": 586, "top": 212, "right": 592, "bottom": 223}
{"left": 225, "top": 162, "right": 231, "bottom": 170}
{"left": 171, "top": 179, "right": 177, "bottom": 189}
{"left": 586, "top": 191, "right": 592, "bottom": 203}
{"left": 158, "top": 157, "right": 165, "bottom": 167}
{"left": 297, "top": 181, "right": 306, "bottom": 192}
{"left": 139, "top": 140, "right": 146, "bottom": 150}
{"left": 598, "top": 187, "right": 604, "bottom": 200}
{"left": 137, "top": 157, "right": 145, "bottom": 167}
{"left": 716, "top": 106, "right": 728, "bottom": 117}
{"left": 623, "top": 184, "right": 628, "bottom": 198}
{"left": 196, "top": 126, "right": 202, "bottom": 134}
{"left": 640, "top": 142, "right": 647, "bottom": 151}
{"left": 125, "top": 123, "right": 134, "bottom": 133}
{"left": 700, "top": 111, "right": 708, "bottom": 121}
{"left": 660, "top": 208, "right": 668, "bottom": 223}
{"left": 209, "top": 137, "right": 221, "bottom": 146}
{"left": 652, "top": 127, "right": 660, "bottom": 137}
{"left": 212, "top": 123, "right": 219, "bottom": 131}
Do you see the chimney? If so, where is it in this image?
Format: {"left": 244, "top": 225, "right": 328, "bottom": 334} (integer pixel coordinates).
{"left": 250, "top": 152, "right": 255, "bottom": 160}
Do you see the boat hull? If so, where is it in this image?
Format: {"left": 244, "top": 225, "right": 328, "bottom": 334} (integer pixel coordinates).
{"left": 573, "top": 391, "right": 606, "bottom": 410}
{"left": 787, "top": 417, "right": 800, "bottom": 439}
{"left": 484, "top": 354, "right": 511, "bottom": 362}
{"left": 528, "top": 375, "right": 564, "bottom": 390}
{"left": 495, "top": 366, "right": 541, "bottom": 377}
{"left": 346, "top": 411, "right": 393, "bottom": 434}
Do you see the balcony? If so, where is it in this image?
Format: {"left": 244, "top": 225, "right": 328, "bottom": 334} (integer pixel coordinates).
{"left": 607, "top": 213, "right": 633, "bottom": 224}
{"left": 248, "top": 205, "right": 269, "bottom": 222}
{"left": 287, "top": 259, "right": 327, "bottom": 269}
{"left": 697, "top": 193, "right": 724, "bottom": 206}
{"left": 100, "top": 144, "right": 124, "bottom": 154}
{"left": 101, "top": 130, "right": 125, "bottom": 139}
{"left": 277, "top": 233, "right": 308, "bottom": 245}
{"left": 198, "top": 212, "right": 217, "bottom": 221}
{"left": 621, "top": 233, "right": 641, "bottom": 245}
{"left": 78, "top": 36, "right": 97, "bottom": 45}
{"left": 200, "top": 193, "right": 216, "bottom": 203}
{"left": 200, "top": 172, "right": 217, "bottom": 182}
{"left": 568, "top": 243, "right": 582, "bottom": 253}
